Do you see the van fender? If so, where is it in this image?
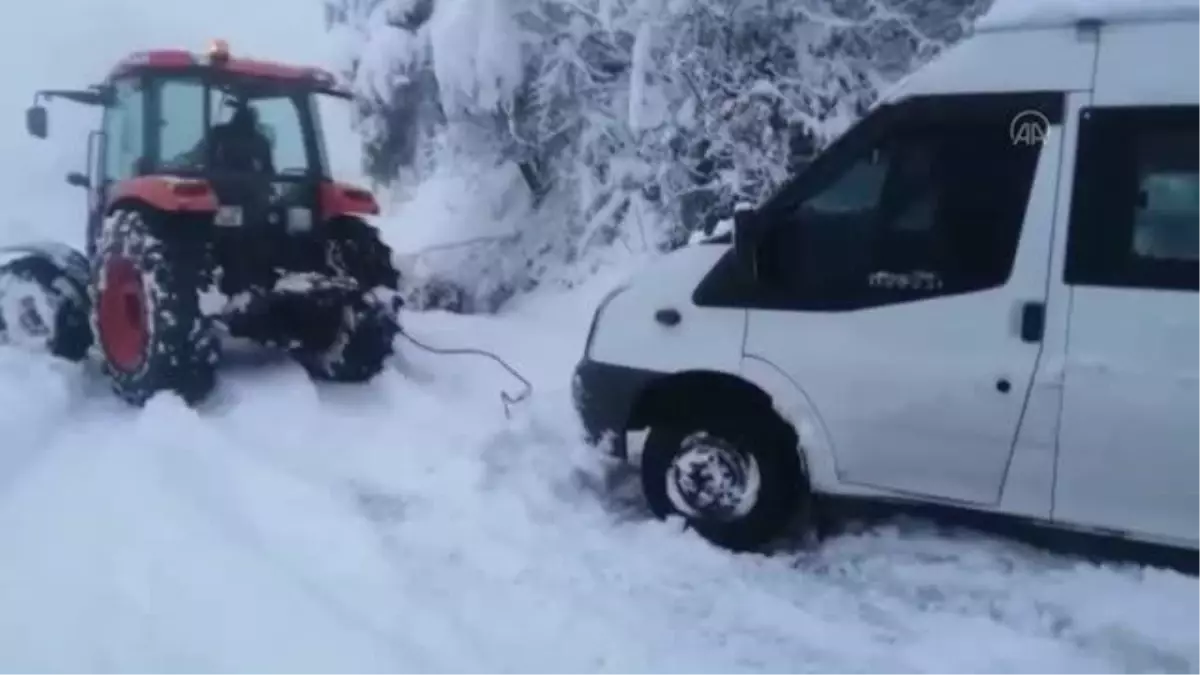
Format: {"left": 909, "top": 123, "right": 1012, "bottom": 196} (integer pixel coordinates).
{"left": 739, "top": 354, "right": 841, "bottom": 492}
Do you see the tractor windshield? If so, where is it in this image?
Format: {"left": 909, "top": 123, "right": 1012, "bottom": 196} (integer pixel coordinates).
{"left": 150, "top": 73, "right": 323, "bottom": 179}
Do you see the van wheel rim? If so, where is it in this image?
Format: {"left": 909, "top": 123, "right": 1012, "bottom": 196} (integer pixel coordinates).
{"left": 665, "top": 432, "right": 761, "bottom": 522}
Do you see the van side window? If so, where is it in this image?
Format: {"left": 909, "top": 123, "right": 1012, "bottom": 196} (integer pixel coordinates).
{"left": 799, "top": 153, "right": 888, "bottom": 216}
{"left": 762, "top": 105, "right": 1042, "bottom": 309}
{"left": 1065, "top": 105, "right": 1199, "bottom": 291}
{"left": 1135, "top": 169, "right": 1198, "bottom": 261}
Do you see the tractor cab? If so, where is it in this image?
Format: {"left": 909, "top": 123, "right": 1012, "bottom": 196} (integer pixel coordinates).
{"left": 26, "top": 40, "right": 377, "bottom": 254}
{"left": 9, "top": 41, "right": 401, "bottom": 408}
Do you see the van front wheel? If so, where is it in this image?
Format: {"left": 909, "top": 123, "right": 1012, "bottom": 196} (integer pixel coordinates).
{"left": 640, "top": 413, "right": 805, "bottom": 552}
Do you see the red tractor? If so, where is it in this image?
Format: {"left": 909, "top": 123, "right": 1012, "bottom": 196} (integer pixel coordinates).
{"left": 0, "top": 41, "right": 403, "bottom": 405}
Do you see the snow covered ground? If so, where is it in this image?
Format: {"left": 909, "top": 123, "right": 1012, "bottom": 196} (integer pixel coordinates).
{"left": 0, "top": 279, "right": 1196, "bottom": 673}
{"left": 0, "top": 0, "right": 1197, "bottom": 672}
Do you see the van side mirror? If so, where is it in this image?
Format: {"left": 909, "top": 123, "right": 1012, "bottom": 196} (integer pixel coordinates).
{"left": 732, "top": 206, "right": 769, "bottom": 282}
{"left": 26, "top": 105, "right": 47, "bottom": 139}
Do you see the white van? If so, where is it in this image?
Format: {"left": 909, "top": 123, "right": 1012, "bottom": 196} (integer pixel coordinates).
{"left": 572, "top": 0, "right": 1199, "bottom": 553}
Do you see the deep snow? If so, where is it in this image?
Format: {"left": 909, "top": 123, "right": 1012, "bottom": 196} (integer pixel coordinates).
{"left": 1, "top": 284, "right": 1197, "bottom": 673}
{"left": 0, "top": 0, "right": 1197, "bottom": 672}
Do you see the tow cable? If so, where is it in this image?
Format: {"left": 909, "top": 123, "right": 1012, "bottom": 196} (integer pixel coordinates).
{"left": 394, "top": 323, "right": 533, "bottom": 420}
{"left": 390, "top": 238, "right": 535, "bottom": 420}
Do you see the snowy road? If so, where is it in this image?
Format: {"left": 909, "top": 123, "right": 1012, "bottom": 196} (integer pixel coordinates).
{"left": 0, "top": 281, "right": 1195, "bottom": 673}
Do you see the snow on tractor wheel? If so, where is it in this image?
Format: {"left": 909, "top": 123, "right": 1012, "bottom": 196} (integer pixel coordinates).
{"left": 0, "top": 252, "right": 91, "bottom": 361}
{"left": 92, "top": 208, "right": 220, "bottom": 406}
{"left": 292, "top": 295, "right": 399, "bottom": 382}
{"left": 290, "top": 216, "right": 402, "bottom": 383}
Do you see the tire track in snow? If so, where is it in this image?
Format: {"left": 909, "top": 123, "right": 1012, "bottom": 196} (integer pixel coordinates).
{"left": 198, "top": 358, "right": 769, "bottom": 672}
{"left": 0, "top": 306, "right": 1196, "bottom": 672}
{"left": 203, "top": 362, "right": 501, "bottom": 670}
{"left": 184, "top": 359, "right": 527, "bottom": 670}
{"left": 0, "top": 399, "right": 223, "bottom": 671}
{"left": 0, "top": 372, "right": 422, "bottom": 671}
{"left": 137, "top": 393, "right": 448, "bottom": 671}
{"left": 311, "top": 379, "right": 916, "bottom": 672}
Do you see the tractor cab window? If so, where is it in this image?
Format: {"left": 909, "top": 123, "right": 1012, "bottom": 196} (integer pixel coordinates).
{"left": 102, "top": 79, "right": 146, "bottom": 181}
{"left": 150, "top": 75, "right": 316, "bottom": 178}
{"left": 156, "top": 78, "right": 207, "bottom": 171}
{"left": 207, "top": 90, "right": 308, "bottom": 176}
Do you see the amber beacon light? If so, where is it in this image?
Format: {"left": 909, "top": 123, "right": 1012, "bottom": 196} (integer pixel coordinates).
{"left": 208, "top": 39, "right": 230, "bottom": 64}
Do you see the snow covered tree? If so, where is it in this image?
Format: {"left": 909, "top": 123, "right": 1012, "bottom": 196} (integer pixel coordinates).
{"left": 324, "top": 0, "right": 993, "bottom": 312}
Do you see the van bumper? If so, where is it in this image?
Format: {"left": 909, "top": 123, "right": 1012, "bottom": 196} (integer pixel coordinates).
{"left": 572, "top": 357, "right": 661, "bottom": 459}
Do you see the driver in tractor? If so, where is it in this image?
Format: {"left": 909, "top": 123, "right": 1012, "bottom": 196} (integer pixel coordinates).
{"left": 165, "top": 98, "right": 274, "bottom": 177}
{"left": 210, "top": 99, "right": 274, "bottom": 174}
{"left": 203, "top": 98, "right": 279, "bottom": 215}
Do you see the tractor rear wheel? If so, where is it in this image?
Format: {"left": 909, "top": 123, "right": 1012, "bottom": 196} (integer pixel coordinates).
{"left": 291, "top": 217, "right": 401, "bottom": 383}
{"left": 92, "top": 208, "right": 220, "bottom": 406}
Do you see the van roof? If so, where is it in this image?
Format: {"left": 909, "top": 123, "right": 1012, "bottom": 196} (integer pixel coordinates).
{"left": 877, "top": 0, "right": 1198, "bottom": 104}
{"left": 976, "top": 0, "right": 1199, "bottom": 33}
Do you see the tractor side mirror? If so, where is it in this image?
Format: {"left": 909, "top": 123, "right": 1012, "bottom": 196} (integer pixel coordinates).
{"left": 66, "top": 172, "right": 89, "bottom": 189}
{"left": 26, "top": 105, "right": 47, "bottom": 139}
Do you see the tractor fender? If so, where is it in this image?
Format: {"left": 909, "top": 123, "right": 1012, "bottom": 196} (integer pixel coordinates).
{"left": 319, "top": 181, "right": 380, "bottom": 221}
{"left": 106, "top": 176, "right": 219, "bottom": 214}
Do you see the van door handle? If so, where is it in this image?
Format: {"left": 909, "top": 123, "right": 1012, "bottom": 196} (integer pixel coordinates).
{"left": 1019, "top": 301, "right": 1045, "bottom": 343}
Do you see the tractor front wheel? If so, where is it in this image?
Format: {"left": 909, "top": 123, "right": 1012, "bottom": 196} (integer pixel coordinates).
{"left": 92, "top": 208, "right": 220, "bottom": 406}
{"left": 0, "top": 253, "right": 91, "bottom": 361}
